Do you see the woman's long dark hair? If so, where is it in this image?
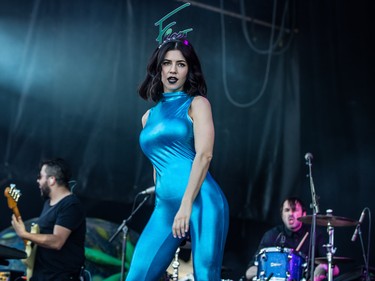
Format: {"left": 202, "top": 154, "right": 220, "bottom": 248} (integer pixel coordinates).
{"left": 138, "top": 39, "right": 207, "bottom": 102}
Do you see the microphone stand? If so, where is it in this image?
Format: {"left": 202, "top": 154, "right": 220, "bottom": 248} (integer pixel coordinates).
{"left": 358, "top": 225, "right": 369, "bottom": 281}
{"left": 357, "top": 209, "right": 371, "bottom": 281}
{"left": 305, "top": 154, "right": 319, "bottom": 281}
{"left": 109, "top": 195, "right": 151, "bottom": 281}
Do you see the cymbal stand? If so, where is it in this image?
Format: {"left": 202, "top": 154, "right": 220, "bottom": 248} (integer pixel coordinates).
{"left": 108, "top": 195, "right": 151, "bottom": 281}
{"left": 305, "top": 153, "right": 319, "bottom": 281}
{"left": 324, "top": 210, "right": 336, "bottom": 281}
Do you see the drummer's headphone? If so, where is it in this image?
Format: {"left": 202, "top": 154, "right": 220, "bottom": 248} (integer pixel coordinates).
{"left": 280, "top": 234, "right": 286, "bottom": 245}
{"left": 275, "top": 232, "right": 286, "bottom": 246}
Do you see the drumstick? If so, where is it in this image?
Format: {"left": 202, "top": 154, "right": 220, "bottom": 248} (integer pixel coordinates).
{"left": 295, "top": 232, "right": 309, "bottom": 252}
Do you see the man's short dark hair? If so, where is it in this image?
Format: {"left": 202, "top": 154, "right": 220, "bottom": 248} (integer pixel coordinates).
{"left": 40, "top": 158, "right": 71, "bottom": 187}
{"left": 280, "top": 197, "right": 307, "bottom": 214}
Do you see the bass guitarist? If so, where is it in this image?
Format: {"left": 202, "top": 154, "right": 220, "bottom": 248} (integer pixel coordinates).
{"left": 11, "top": 158, "right": 86, "bottom": 281}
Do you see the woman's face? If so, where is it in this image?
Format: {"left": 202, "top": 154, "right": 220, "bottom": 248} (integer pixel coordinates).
{"left": 161, "top": 50, "right": 188, "bottom": 93}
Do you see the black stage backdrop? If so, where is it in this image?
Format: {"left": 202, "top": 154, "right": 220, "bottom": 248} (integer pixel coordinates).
{"left": 0, "top": 0, "right": 374, "bottom": 278}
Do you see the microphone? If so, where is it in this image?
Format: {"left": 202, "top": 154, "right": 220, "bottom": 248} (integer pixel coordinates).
{"left": 304, "top": 152, "right": 313, "bottom": 161}
{"left": 138, "top": 186, "right": 155, "bottom": 195}
{"left": 351, "top": 209, "right": 365, "bottom": 242}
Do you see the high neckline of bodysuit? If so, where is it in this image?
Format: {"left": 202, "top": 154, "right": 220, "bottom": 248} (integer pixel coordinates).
{"left": 162, "top": 91, "right": 187, "bottom": 102}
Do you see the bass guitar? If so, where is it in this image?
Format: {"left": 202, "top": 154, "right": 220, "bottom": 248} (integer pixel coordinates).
{"left": 4, "top": 184, "right": 39, "bottom": 281}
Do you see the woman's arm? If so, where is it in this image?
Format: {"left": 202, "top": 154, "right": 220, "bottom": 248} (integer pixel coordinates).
{"left": 141, "top": 109, "right": 150, "bottom": 128}
{"left": 141, "top": 109, "right": 157, "bottom": 185}
{"left": 172, "top": 96, "right": 215, "bottom": 238}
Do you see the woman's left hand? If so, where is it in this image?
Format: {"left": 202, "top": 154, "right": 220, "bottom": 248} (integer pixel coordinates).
{"left": 172, "top": 202, "right": 192, "bottom": 239}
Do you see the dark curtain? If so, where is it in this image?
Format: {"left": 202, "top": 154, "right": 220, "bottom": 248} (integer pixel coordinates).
{"left": 0, "top": 0, "right": 373, "bottom": 278}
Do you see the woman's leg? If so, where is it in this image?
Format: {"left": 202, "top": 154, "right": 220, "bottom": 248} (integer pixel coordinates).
{"left": 126, "top": 202, "right": 183, "bottom": 281}
{"left": 190, "top": 185, "right": 229, "bottom": 281}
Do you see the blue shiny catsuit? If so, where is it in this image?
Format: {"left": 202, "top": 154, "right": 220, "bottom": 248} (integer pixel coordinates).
{"left": 125, "top": 92, "right": 229, "bottom": 281}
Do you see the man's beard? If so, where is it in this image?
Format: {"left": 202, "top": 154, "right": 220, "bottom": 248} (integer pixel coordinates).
{"left": 40, "top": 182, "right": 51, "bottom": 199}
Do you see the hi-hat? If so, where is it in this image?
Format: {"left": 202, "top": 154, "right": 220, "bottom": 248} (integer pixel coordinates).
{"left": 315, "top": 257, "right": 354, "bottom": 265}
{"left": 298, "top": 215, "right": 358, "bottom": 227}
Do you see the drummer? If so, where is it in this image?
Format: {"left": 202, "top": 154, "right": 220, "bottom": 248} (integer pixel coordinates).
{"left": 245, "top": 197, "right": 339, "bottom": 281}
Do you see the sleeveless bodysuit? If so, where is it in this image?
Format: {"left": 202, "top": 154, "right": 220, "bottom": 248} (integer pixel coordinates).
{"left": 125, "top": 92, "right": 229, "bottom": 281}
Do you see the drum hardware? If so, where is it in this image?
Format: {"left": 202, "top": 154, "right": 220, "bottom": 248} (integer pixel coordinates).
{"left": 299, "top": 209, "right": 358, "bottom": 281}
{"left": 266, "top": 273, "right": 274, "bottom": 281}
{"left": 166, "top": 248, "right": 194, "bottom": 281}
{"left": 324, "top": 209, "right": 336, "bottom": 281}
{"left": 302, "top": 153, "right": 361, "bottom": 281}
{"left": 171, "top": 248, "right": 181, "bottom": 281}
{"left": 315, "top": 257, "right": 354, "bottom": 265}
{"left": 167, "top": 237, "right": 193, "bottom": 280}
{"left": 256, "top": 272, "right": 274, "bottom": 281}
{"left": 167, "top": 256, "right": 238, "bottom": 281}
{"left": 333, "top": 265, "right": 375, "bottom": 281}
{"left": 300, "top": 209, "right": 337, "bottom": 281}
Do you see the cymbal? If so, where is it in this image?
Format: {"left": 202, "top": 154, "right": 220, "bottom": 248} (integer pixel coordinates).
{"left": 315, "top": 257, "right": 354, "bottom": 265}
{"left": 298, "top": 215, "right": 358, "bottom": 227}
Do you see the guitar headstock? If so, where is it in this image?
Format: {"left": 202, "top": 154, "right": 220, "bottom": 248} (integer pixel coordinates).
{"left": 4, "top": 184, "right": 22, "bottom": 209}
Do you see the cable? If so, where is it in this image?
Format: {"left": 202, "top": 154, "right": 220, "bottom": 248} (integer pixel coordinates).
{"left": 220, "top": 0, "right": 277, "bottom": 108}
{"left": 220, "top": 0, "right": 297, "bottom": 108}
{"left": 69, "top": 180, "right": 77, "bottom": 193}
{"left": 240, "top": 0, "right": 290, "bottom": 55}
{"left": 131, "top": 193, "right": 141, "bottom": 215}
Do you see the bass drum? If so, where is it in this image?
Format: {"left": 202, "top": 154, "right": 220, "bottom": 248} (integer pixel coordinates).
{"left": 256, "top": 247, "right": 306, "bottom": 281}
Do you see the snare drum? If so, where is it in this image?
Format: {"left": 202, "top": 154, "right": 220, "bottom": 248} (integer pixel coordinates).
{"left": 256, "top": 247, "right": 306, "bottom": 281}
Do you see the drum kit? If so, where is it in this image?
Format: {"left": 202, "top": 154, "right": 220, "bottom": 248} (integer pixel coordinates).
{"left": 298, "top": 210, "right": 358, "bottom": 281}
{"left": 164, "top": 211, "right": 359, "bottom": 281}
{"left": 254, "top": 211, "right": 358, "bottom": 281}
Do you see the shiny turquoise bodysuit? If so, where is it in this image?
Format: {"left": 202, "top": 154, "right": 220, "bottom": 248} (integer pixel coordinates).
{"left": 126, "top": 92, "right": 229, "bottom": 281}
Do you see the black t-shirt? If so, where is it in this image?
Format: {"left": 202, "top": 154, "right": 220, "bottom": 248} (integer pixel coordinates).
{"left": 30, "top": 194, "right": 86, "bottom": 281}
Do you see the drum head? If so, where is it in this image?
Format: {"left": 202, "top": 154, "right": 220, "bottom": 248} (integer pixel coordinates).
{"left": 256, "top": 247, "right": 306, "bottom": 281}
